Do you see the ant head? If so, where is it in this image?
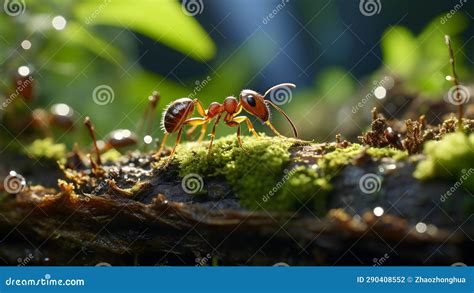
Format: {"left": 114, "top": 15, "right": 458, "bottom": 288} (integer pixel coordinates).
{"left": 239, "top": 90, "right": 269, "bottom": 121}
{"left": 223, "top": 96, "right": 239, "bottom": 114}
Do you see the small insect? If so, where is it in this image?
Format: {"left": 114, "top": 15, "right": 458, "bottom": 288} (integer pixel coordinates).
{"left": 31, "top": 103, "right": 75, "bottom": 136}
{"left": 155, "top": 83, "right": 298, "bottom": 165}
{"left": 98, "top": 129, "right": 138, "bottom": 152}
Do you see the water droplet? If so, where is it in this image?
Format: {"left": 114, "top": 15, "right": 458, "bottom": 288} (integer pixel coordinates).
{"left": 52, "top": 16, "right": 67, "bottom": 30}
{"left": 18, "top": 65, "right": 30, "bottom": 76}
{"left": 373, "top": 206, "right": 384, "bottom": 217}
{"left": 143, "top": 135, "right": 153, "bottom": 144}
{"left": 415, "top": 222, "right": 427, "bottom": 233}
{"left": 374, "top": 86, "right": 387, "bottom": 100}
{"left": 21, "top": 40, "right": 31, "bottom": 50}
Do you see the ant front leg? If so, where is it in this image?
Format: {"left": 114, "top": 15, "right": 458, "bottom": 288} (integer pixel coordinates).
{"left": 264, "top": 120, "right": 283, "bottom": 137}
{"left": 227, "top": 116, "right": 258, "bottom": 152}
{"left": 231, "top": 116, "right": 259, "bottom": 138}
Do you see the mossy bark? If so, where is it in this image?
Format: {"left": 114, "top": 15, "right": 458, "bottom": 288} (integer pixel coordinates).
{"left": 0, "top": 134, "right": 472, "bottom": 265}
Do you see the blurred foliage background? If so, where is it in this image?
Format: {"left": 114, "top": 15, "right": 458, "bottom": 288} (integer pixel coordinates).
{"left": 0, "top": 0, "right": 473, "bottom": 150}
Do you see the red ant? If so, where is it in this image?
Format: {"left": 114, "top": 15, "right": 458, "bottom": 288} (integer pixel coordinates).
{"left": 155, "top": 83, "right": 298, "bottom": 165}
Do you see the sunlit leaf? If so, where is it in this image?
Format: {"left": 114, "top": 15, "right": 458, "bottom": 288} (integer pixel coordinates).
{"left": 73, "top": 0, "right": 215, "bottom": 61}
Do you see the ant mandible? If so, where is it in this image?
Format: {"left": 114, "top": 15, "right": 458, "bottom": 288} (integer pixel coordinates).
{"left": 155, "top": 83, "right": 298, "bottom": 165}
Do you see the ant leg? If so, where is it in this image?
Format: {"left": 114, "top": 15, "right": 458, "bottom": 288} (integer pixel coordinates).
{"left": 186, "top": 100, "right": 207, "bottom": 140}
{"left": 182, "top": 117, "right": 209, "bottom": 143}
{"left": 194, "top": 99, "right": 207, "bottom": 116}
{"left": 232, "top": 116, "right": 259, "bottom": 137}
{"left": 197, "top": 123, "right": 208, "bottom": 143}
{"left": 265, "top": 120, "right": 283, "bottom": 137}
{"left": 186, "top": 124, "right": 199, "bottom": 138}
{"left": 236, "top": 124, "right": 244, "bottom": 149}
{"left": 265, "top": 101, "right": 298, "bottom": 137}
{"left": 228, "top": 116, "right": 254, "bottom": 151}
{"left": 165, "top": 127, "right": 184, "bottom": 166}
{"left": 208, "top": 114, "right": 222, "bottom": 154}
{"left": 235, "top": 124, "right": 250, "bottom": 153}
{"left": 154, "top": 133, "right": 169, "bottom": 159}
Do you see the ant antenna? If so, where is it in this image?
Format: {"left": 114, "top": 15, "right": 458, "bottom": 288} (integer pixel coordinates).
{"left": 84, "top": 116, "right": 102, "bottom": 166}
{"left": 445, "top": 35, "right": 464, "bottom": 131}
{"left": 265, "top": 100, "right": 298, "bottom": 137}
{"left": 263, "top": 83, "right": 296, "bottom": 98}
{"left": 263, "top": 83, "right": 298, "bottom": 137}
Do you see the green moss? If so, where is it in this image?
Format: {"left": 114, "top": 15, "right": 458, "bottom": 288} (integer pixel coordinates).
{"left": 172, "top": 135, "right": 417, "bottom": 213}
{"left": 175, "top": 134, "right": 297, "bottom": 211}
{"left": 319, "top": 144, "right": 363, "bottom": 173}
{"left": 367, "top": 147, "right": 408, "bottom": 161}
{"left": 414, "top": 132, "right": 474, "bottom": 192}
{"left": 102, "top": 149, "right": 122, "bottom": 162}
{"left": 275, "top": 166, "right": 331, "bottom": 214}
{"left": 24, "top": 138, "right": 66, "bottom": 163}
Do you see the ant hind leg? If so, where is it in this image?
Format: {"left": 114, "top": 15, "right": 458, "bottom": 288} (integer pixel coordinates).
{"left": 154, "top": 133, "right": 169, "bottom": 159}
{"left": 165, "top": 127, "right": 184, "bottom": 166}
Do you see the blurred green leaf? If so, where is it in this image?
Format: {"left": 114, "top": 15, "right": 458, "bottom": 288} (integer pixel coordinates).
{"left": 73, "top": 0, "right": 215, "bottom": 61}
{"left": 58, "top": 22, "right": 125, "bottom": 64}
{"left": 316, "top": 67, "right": 355, "bottom": 104}
{"left": 420, "top": 13, "right": 467, "bottom": 40}
{"left": 381, "top": 26, "right": 419, "bottom": 76}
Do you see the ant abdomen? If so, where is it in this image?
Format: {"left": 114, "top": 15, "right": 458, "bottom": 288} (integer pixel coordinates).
{"left": 161, "top": 98, "right": 195, "bottom": 133}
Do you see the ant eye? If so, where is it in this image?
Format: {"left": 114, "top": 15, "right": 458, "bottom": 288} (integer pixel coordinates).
{"left": 246, "top": 95, "right": 256, "bottom": 107}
